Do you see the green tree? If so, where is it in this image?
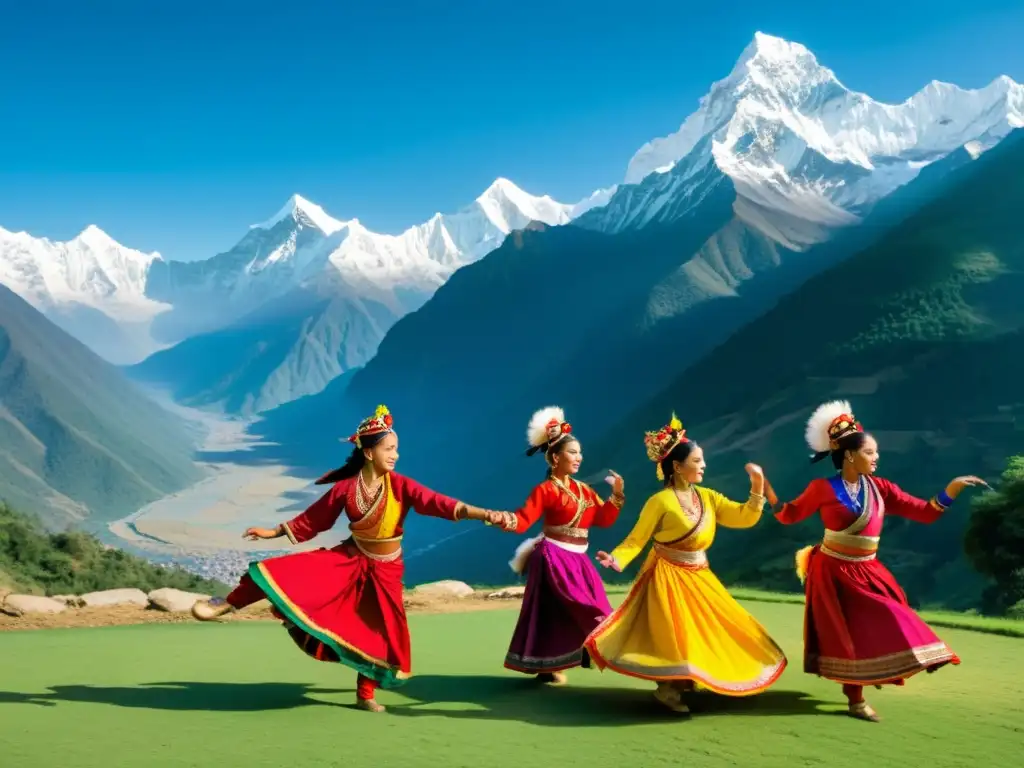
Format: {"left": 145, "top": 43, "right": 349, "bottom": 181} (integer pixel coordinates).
{"left": 964, "top": 456, "right": 1024, "bottom": 615}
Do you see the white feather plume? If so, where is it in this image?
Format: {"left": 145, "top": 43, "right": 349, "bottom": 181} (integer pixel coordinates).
{"left": 805, "top": 400, "right": 853, "bottom": 453}
{"left": 527, "top": 406, "right": 565, "bottom": 448}
{"left": 508, "top": 534, "right": 543, "bottom": 574}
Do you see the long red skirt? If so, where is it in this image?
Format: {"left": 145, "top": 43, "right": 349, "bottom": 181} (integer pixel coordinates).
{"left": 803, "top": 545, "right": 960, "bottom": 685}
{"left": 243, "top": 540, "right": 411, "bottom": 689}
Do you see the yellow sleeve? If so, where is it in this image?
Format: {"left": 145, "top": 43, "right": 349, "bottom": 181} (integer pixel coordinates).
{"left": 609, "top": 494, "right": 664, "bottom": 569}
{"left": 707, "top": 487, "right": 765, "bottom": 529}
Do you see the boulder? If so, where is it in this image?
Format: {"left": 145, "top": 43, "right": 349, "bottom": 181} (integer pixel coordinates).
{"left": 486, "top": 586, "right": 526, "bottom": 600}
{"left": 51, "top": 594, "right": 85, "bottom": 607}
{"left": 1, "top": 594, "right": 67, "bottom": 616}
{"left": 409, "top": 580, "right": 475, "bottom": 599}
{"left": 148, "top": 588, "right": 211, "bottom": 613}
{"left": 79, "top": 588, "right": 149, "bottom": 608}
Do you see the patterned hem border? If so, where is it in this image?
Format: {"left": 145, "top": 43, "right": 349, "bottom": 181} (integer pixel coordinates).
{"left": 504, "top": 648, "right": 585, "bottom": 674}
{"left": 809, "top": 643, "right": 960, "bottom": 685}
{"left": 585, "top": 643, "right": 788, "bottom": 697}
{"left": 248, "top": 562, "right": 409, "bottom": 689}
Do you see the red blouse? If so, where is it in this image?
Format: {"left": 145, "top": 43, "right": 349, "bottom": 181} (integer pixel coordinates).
{"left": 504, "top": 478, "right": 622, "bottom": 533}
{"left": 282, "top": 472, "right": 460, "bottom": 544}
{"left": 775, "top": 475, "right": 943, "bottom": 536}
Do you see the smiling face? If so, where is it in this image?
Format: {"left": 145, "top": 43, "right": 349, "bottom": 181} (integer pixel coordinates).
{"left": 364, "top": 431, "right": 399, "bottom": 474}
{"left": 549, "top": 439, "right": 582, "bottom": 476}
{"left": 846, "top": 433, "right": 879, "bottom": 475}
{"left": 672, "top": 443, "right": 706, "bottom": 484}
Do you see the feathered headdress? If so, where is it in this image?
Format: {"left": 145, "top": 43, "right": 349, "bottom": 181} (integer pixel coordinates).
{"left": 346, "top": 404, "right": 395, "bottom": 449}
{"left": 525, "top": 406, "right": 573, "bottom": 458}
{"left": 644, "top": 413, "right": 688, "bottom": 481}
{"left": 805, "top": 400, "right": 862, "bottom": 463}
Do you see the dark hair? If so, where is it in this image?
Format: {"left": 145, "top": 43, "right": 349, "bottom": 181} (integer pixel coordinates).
{"left": 660, "top": 440, "right": 698, "bottom": 487}
{"left": 538, "top": 435, "right": 580, "bottom": 479}
{"left": 315, "top": 431, "right": 389, "bottom": 485}
{"left": 810, "top": 431, "right": 869, "bottom": 471}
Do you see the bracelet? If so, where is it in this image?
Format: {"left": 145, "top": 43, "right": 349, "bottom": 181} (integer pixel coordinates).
{"left": 610, "top": 492, "right": 625, "bottom": 508}
{"left": 936, "top": 489, "right": 954, "bottom": 508}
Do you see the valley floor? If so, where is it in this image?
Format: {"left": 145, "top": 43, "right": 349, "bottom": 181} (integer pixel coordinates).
{"left": 105, "top": 407, "right": 327, "bottom": 583}
{"left": 1, "top": 598, "right": 1020, "bottom": 767}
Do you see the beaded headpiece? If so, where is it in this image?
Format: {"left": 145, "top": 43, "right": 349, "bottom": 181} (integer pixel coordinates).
{"left": 644, "top": 413, "right": 688, "bottom": 481}
{"left": 347, "top": 404, "right": 394, "bottom": 449}
{"left": 525, "top": 406, "right": 574, "bottom": 458}
{"left": 805, "top": 399, "right": 863, "bottom": 455}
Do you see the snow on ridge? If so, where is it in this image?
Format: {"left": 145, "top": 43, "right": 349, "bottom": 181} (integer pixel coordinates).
{"left": 250, "top": 193, "right": 348, "bottom": 235}
{"left": 625, "top": 31, "right": 1023, "bottom": 188}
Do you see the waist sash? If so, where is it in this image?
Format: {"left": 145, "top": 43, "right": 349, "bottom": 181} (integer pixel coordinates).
{"left": 820, "top": 529, "right": 879, "bottom": 562}
{"left": 350, "top": 534, "right": 403, "bottom": 562}
{"left": 653, "top": 542, "right": 708, "bottom": 569}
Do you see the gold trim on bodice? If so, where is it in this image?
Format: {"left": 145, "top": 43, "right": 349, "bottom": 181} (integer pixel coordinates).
{"left": 545, "top": 477, "right": 592, "bottom": 540}
{"left": 820, "top": 476, "right": 883, "bottom": 563}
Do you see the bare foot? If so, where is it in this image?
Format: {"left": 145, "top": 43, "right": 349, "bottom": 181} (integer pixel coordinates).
{"left": 848, "top": 701, "right": 880, "bottom": 722}
{"left": 191, "top": 598, "right": 234, "bottom": 622}
{"left": 356, "top": 698, "right": 386, "bottom": 713}
{"left": 654, "top": 684, "right": 691, "bottom": 715}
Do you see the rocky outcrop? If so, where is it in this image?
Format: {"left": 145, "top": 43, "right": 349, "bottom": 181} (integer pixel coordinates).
{"left": 486, "top": 586, "right": 526, "bottom": 600}
{"left": 409, "top": 580, "right": 475, "bottom": 599}
{"left": 148, "top": 588, "right": 211, "bottom": 613}
{"left": 1, "top": 594, "right": 67, "bottom": 616}
{"left": 79, "top": 588, "right": 150, "bottom": 608}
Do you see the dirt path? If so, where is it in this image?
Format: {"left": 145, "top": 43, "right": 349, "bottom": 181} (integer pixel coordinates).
{"left": 0, "top": 591, "right": 523, "bottom": 632}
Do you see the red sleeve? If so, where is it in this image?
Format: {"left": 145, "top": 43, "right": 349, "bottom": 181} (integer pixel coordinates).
{"left": 587, "top": 485, "right": 622, "bottom": 528}
{"left": 504, "top": 484, "right": 549, "bottom": 533}
{"left": 398, "top": 474, "right": 460, "bottom": 521}
{"left": 874, "top": 477, "right": 944, "bottom": 524}
{"left": 775, "top": 479, "right": 827, "bottom": 526}
{"left": 282, "top": 483, "right": 346, "bottom": 543}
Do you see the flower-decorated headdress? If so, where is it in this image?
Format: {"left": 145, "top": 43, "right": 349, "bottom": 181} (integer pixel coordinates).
{"left": 346, "top": 404, "right": 395, "bottom": 449}
{"left": 806, "top": 399, "right": 863, "bottom": 462}
{"left": 644, "top": 413, "right": 688, "bottom": 481}
{"left": 525, "top": 406, "right": 574, "bottom": 459}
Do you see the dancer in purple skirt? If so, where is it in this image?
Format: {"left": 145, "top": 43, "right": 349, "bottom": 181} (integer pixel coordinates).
{"left": 489, "top": 406, "right": 625, "bottom": 684}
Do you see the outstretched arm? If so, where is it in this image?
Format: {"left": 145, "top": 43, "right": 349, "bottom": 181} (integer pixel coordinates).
{"left": 492, "top": 484, "right": 548, "bottom": 533}
{"left": 599, "top": 495, "right": 664, "bottom": 571}
{"left": 280, "top": 483, "right": 347, "bottom": 543}
{"left": 400, "top": 475, "right": 495, "bottom": 523}
{"left": 774, "top": 479, "right": 825, "bottom": 526}
{"left": 709, "top": 463, "right": 767, "bottom": 529}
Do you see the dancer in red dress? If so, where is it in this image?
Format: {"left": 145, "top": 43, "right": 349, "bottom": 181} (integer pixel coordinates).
{"left": 773, "top": 399, "right": 985, "bottom": 722}
{"left": 191, "top": 405, "right": 502, "bottom": 713}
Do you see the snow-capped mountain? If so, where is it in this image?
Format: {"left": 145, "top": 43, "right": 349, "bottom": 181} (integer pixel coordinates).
{"left": 585, "top": 31, "right": 1023, "bottom": 237}
{"left": 0, "top": 179, "right": 575, "bottom": 365}
{"left": 0, "top": 224, "right": 170, "bottom": 364}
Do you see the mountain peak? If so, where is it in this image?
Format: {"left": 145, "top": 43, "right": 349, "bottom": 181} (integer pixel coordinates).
{"left": 251, "top": 194, "right": 347, "bottom": 235}
{"left": 477, "top": 177, "right": 523, "bottom": 201}
{"left": 73, "top": 224, "right": 120, "bottom": 249}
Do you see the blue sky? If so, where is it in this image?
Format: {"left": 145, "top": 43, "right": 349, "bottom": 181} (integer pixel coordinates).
{"left": 1, "top": 0, "right": 1022, "bottom": 261}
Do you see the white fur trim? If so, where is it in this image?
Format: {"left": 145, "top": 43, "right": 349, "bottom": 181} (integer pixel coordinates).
{"left": 509, "top": 534, "right": 544, "bottom": 573}
{"left": 527, "top": 406, "right": 566, "bottom": 448}
{"left": 805, "top": 400, "right": 854, "bottom": 453}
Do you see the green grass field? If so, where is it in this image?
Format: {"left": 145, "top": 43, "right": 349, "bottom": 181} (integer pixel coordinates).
{"left": 1, "top": 599, "right": 1021, "bottom": 767}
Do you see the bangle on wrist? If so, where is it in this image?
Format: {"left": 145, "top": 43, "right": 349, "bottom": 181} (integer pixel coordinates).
{"left": 937, "top": 489, "right": 954, "bottom": 508}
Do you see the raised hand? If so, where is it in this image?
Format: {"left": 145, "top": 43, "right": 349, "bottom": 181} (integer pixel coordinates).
{"left": 243, "top": 526, "right": 280, "bottom": 541}
{"left": 744, "top": 463, "right": 766, "bottom": 496}
{"left": 605, "top": 470, "right": 624, "bottom": 496}
{"left": 595, "top": 551, "right": 622, "bottom": 572}
{"left": 947, "top": 475, "right": 990, "bottom": 497}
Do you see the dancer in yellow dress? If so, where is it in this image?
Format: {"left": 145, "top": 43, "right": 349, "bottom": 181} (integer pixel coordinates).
{"left": 584, "top": 414, "right": 787, "bottom": 714}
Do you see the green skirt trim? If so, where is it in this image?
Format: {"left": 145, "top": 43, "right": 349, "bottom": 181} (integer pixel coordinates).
{"left": 248, "top": 561, "right": 406, "bottom": 689}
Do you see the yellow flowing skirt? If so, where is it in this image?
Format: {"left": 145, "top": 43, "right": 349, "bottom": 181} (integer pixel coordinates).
{"left": 584, "top": 548, "right": 787, "bottom": 696}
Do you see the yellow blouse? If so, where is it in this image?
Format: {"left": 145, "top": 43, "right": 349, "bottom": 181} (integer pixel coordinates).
{"left": 610, "top": 485, "right": 765, "bottom": 569}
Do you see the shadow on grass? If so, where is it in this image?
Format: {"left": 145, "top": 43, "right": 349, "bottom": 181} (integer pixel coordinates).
{"left": 0, "top": 681, "right": 350, "bottom": 711}
{"left": 389, "top": 674, "right": 829, "bottom": 726}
